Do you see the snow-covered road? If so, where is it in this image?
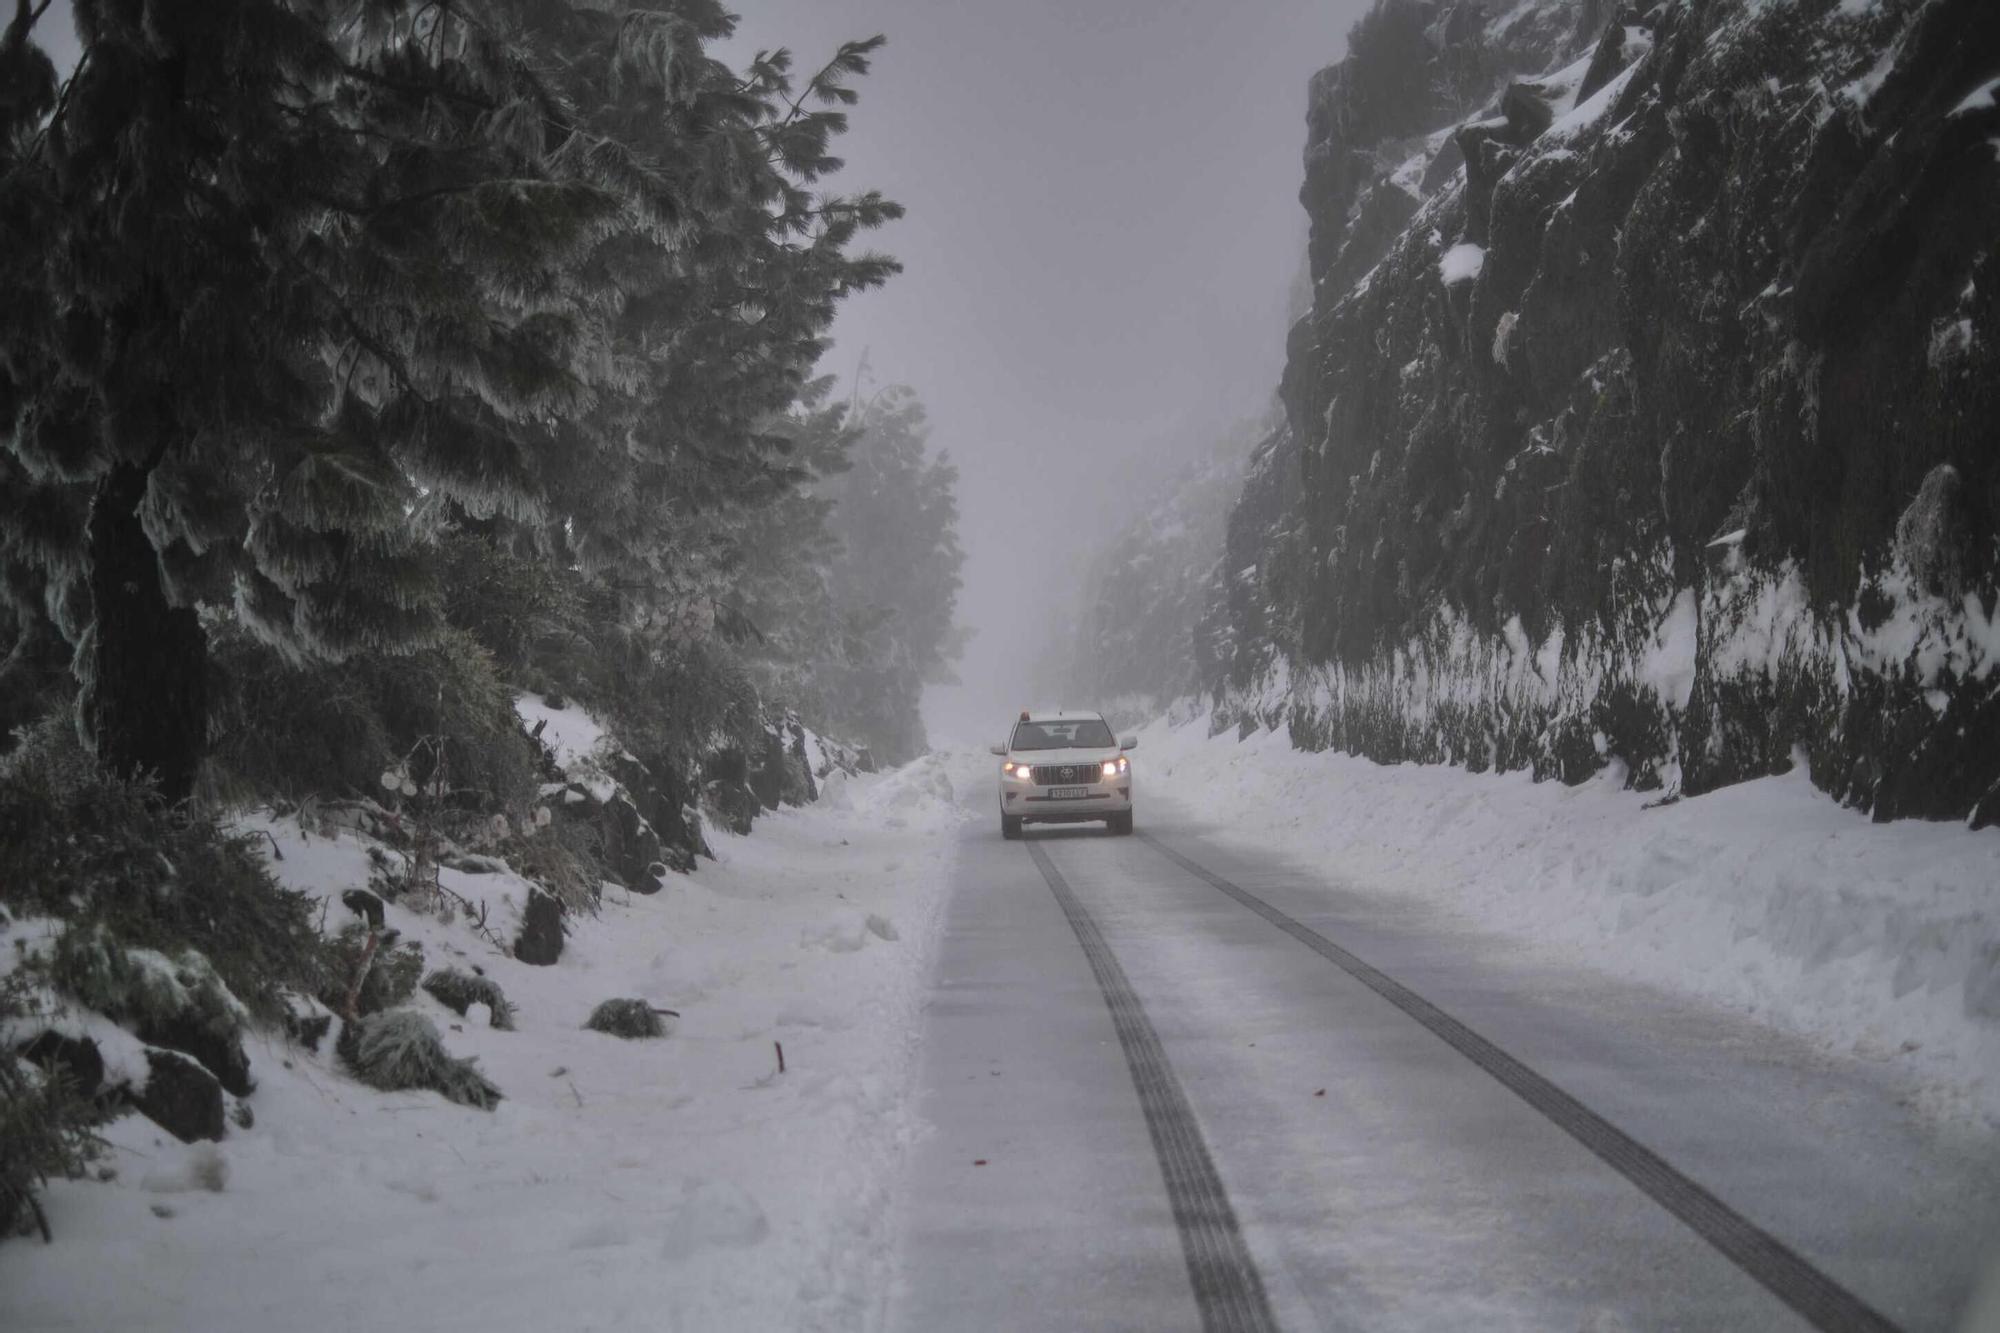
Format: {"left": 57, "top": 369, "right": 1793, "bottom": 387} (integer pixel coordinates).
{"left": 890, "top": 805, "right": 2000, "bottom": 1331}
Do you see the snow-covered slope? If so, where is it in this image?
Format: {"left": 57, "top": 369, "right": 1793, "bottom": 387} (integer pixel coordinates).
{"left": 0, "top": 753, "right": 979, "bottom": 1332}
{"left": 1140, "top": 712, "right": 2000, "bottom": 1124}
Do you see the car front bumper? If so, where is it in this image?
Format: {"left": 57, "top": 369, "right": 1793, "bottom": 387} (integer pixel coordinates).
{"left": 1002, "top": 779, "right": 1133, "bottom": 823}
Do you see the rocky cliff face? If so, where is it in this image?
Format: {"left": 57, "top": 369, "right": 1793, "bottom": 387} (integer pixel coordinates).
{"left": 1209, "top": 0, "right": 2000, "bottom": 824}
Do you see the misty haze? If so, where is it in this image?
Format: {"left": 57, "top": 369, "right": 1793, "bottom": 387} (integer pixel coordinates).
{"left": 2, "top": 1, "right": 1997, "bottom": 1331}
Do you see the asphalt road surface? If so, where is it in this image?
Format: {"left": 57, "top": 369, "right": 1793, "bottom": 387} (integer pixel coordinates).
{"left": 887, "top": 804, "right": 2000, "bottom": 1332}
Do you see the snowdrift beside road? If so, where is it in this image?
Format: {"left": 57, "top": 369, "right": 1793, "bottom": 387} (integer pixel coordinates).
{"left": 0, "top": 752, "right": 972, "bottom": 1333}
{"left": 1141, "top": 714, "right": 2000, "bottom": 1124}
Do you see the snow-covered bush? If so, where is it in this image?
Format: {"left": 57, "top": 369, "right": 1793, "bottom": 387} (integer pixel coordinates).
{"left": 207, "top": 623, "right": 536, "bottom": 811}
{"left": 49, "top": 932, "right": 244, "bottom": 1043}
{"left": 47, "top": 929, "right": 254, "bottom": 1095}
{"left": 421, "top": 969, "right": 515, "bottom": 1030}
{"left": 503, "top": 820, "right": 603, "bottom": 915}
{"left": 337, "top": 1010, "right": 501, "bottom": 1110}
{"left": 584, "top": 998, "right": 665, "bottom": 1040}
{"left": 0, "top": 727, "right": 322, "bottom": 1023}
{"left": 0, "top": 977, "right": 103, "bottom": 1243}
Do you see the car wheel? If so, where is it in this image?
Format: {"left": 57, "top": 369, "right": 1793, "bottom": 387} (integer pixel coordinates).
{"left": 1001, "top": 814, "right": 1023, "bottom": 840}
{"left": 1110, "top": 811, "right": 1133, "bottom": 836}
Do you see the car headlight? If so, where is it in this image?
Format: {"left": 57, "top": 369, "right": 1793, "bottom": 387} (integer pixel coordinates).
{"left": 1102, "top": 757, "right": 1128, "bottom": 777}
{"left": 1004, "top": 761, "right": 1031, "bottom": 779}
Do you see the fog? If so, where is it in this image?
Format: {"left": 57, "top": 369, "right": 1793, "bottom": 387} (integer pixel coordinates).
{"left": 718, "top": 1, "right": 1363, "bottom": 748}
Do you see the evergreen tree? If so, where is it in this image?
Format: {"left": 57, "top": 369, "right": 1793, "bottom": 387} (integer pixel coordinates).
{"left": 0, "top": 1, "right": 900, "bottom": 799}
{"left": 816, "top": 386, "right": 967, "bottom": 763}
{"left": 727, "top": 377, "right": 858, "bottom": 719}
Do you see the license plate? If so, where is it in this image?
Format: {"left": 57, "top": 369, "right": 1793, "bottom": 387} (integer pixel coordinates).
{"left": 1048, "top": 787, "right": 1089, "bottom": 800}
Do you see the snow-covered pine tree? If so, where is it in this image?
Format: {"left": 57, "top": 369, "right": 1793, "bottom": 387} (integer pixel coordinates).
{"left": 536, "top": 16, "right": 904, "bottom": 617}
{"left": 815, "top": 386, "right": 967, "bottom": 764}
{"left": 725, "top": 378, "right": 860, "bottom": 721}
{"left": 1, "top": 0, "right": 624, "bottom": 797}
{"left": 0, "top": 1, "right": 903, "bottom": 800}
{"left": 0, "top": 3, "right": 75, "bottom": 756}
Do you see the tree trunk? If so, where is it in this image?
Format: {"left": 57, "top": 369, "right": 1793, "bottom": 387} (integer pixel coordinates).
{"left": 86, "top": 463, "right": 207, "bottom": 801}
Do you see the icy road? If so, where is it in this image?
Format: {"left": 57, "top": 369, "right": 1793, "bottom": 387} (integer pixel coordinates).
{"left": 888, "top": 811, "right": 2000, "bottom": 1332}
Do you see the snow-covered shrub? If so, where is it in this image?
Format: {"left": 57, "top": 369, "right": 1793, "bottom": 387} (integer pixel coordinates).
{"left": 207, "top": 623, "right": 536, "bottom": 810}
{"left": 421, "top": 969, "right": 515, "bottom": 1030}
{"left": 0, "top": 729, "right": 321, "bottom": 1022}
{"left": 319, "top": 926, "right": 423, "bottom": 1018}
{"left": 337, "top": 1010, "right": 501, "bottom": 1110}
{"left": 504, "top": 820, "right": 603, "bottom": 915}
{"left": 1, "top": 976, "right": 104, "bottom": 1243}
{"left": 584, "top": 998, "right": 664, "bottom": 1040}
{"left": 594, "top": 637, "right": 764, "bottom": 773}
{"left": 47, "top": 929, "right": 255, "bottom": 1094}
{"left": 49, "top": 931, "right": 246, "bottom": 1044}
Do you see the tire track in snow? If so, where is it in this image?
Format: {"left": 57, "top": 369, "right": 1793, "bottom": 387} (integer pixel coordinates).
{"left": 1025, "top": 839, "right": 1279, "bottom": 1333}
{"left": 1136, "top": 830, "right": 1903, "bottom": 1333}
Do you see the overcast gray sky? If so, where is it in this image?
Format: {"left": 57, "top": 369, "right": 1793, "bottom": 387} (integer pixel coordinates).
{"left": 33, "top": 0, "right": 1363, "bottom": 745}
{"left": 718, "top": 1, "right": 1362, "bottom": 743}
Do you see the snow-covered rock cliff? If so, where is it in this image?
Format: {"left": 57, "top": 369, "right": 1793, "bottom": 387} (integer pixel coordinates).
{"left": 1208, "top": 0, "right": 1999, "bottom": 823}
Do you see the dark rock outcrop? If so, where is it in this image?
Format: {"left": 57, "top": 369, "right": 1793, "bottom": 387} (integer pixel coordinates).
{"left": 513, "top": 889, "right": 564, "bottom": 966}
{"left": 702, "top": 743, "right": 763, "bottom": 835}
{"left": 340, "top": 888, "right": 385, "bottom": 930}
{"left": 703, "top": 777, "right": 759, "bottom": 837}
{"left": 1202, "top": 0, "right": 2000, "bottom": 820}
{"left": 747, "top": 717, "right": 820, "bottom": 811}
{"left": 604, "top": 749, "right": 707, "bottom": 878}
{"left": 137, "top": 1013, "right": 253, "bottom": 1099}
{"left": 18, "top": 1031, "right": 104, "bottom": 1100}
{"left": 134, "top": 1049, "right": 225, "bottom": 1143}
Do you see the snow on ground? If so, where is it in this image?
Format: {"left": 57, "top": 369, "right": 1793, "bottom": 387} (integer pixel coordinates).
{"left": 516, "top": 690, "right": 621, "bottom": 802}
{"left": 0, "top": 752, "right": 979, "bottom": 1333}
{"left": 1140, "top": 714, "right": 2000, "bottom": 1125}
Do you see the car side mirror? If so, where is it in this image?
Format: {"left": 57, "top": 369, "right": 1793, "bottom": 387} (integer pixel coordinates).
{"left": 1119, "top": 736, "right": 1138, "bottom": 751}
{"left": 988, "top": 744, "right": 1007, "bottom": 756}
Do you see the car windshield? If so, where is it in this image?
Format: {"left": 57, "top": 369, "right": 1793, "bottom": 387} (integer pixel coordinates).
{"left": 1011, "top": 719, "right": 1116, "bottom": 750}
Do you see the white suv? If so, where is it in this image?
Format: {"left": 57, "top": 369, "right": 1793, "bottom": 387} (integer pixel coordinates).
{"left": 990, "top": 710, "right": 1136, "bottom": 839}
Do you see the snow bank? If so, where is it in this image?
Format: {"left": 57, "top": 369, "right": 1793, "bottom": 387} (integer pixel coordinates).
{"left": 516, "top": 690, "right": 623, "bottom": 804}
{"left": 515, "top": 691, "right": 611, "bottom": 772}
{"left": 1141, "top": 715, "right": 2000, "bottom": 1124}
{"left": 1438, "top": 241, "right": 1485, "bottom": 286}
{"left": 0, "top": 753, "right": 977, "bottom": 1332}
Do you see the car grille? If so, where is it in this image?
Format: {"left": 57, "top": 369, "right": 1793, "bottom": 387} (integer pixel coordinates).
{"left": 1030, "top": 762, "right": 1102, "bottom": 786}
